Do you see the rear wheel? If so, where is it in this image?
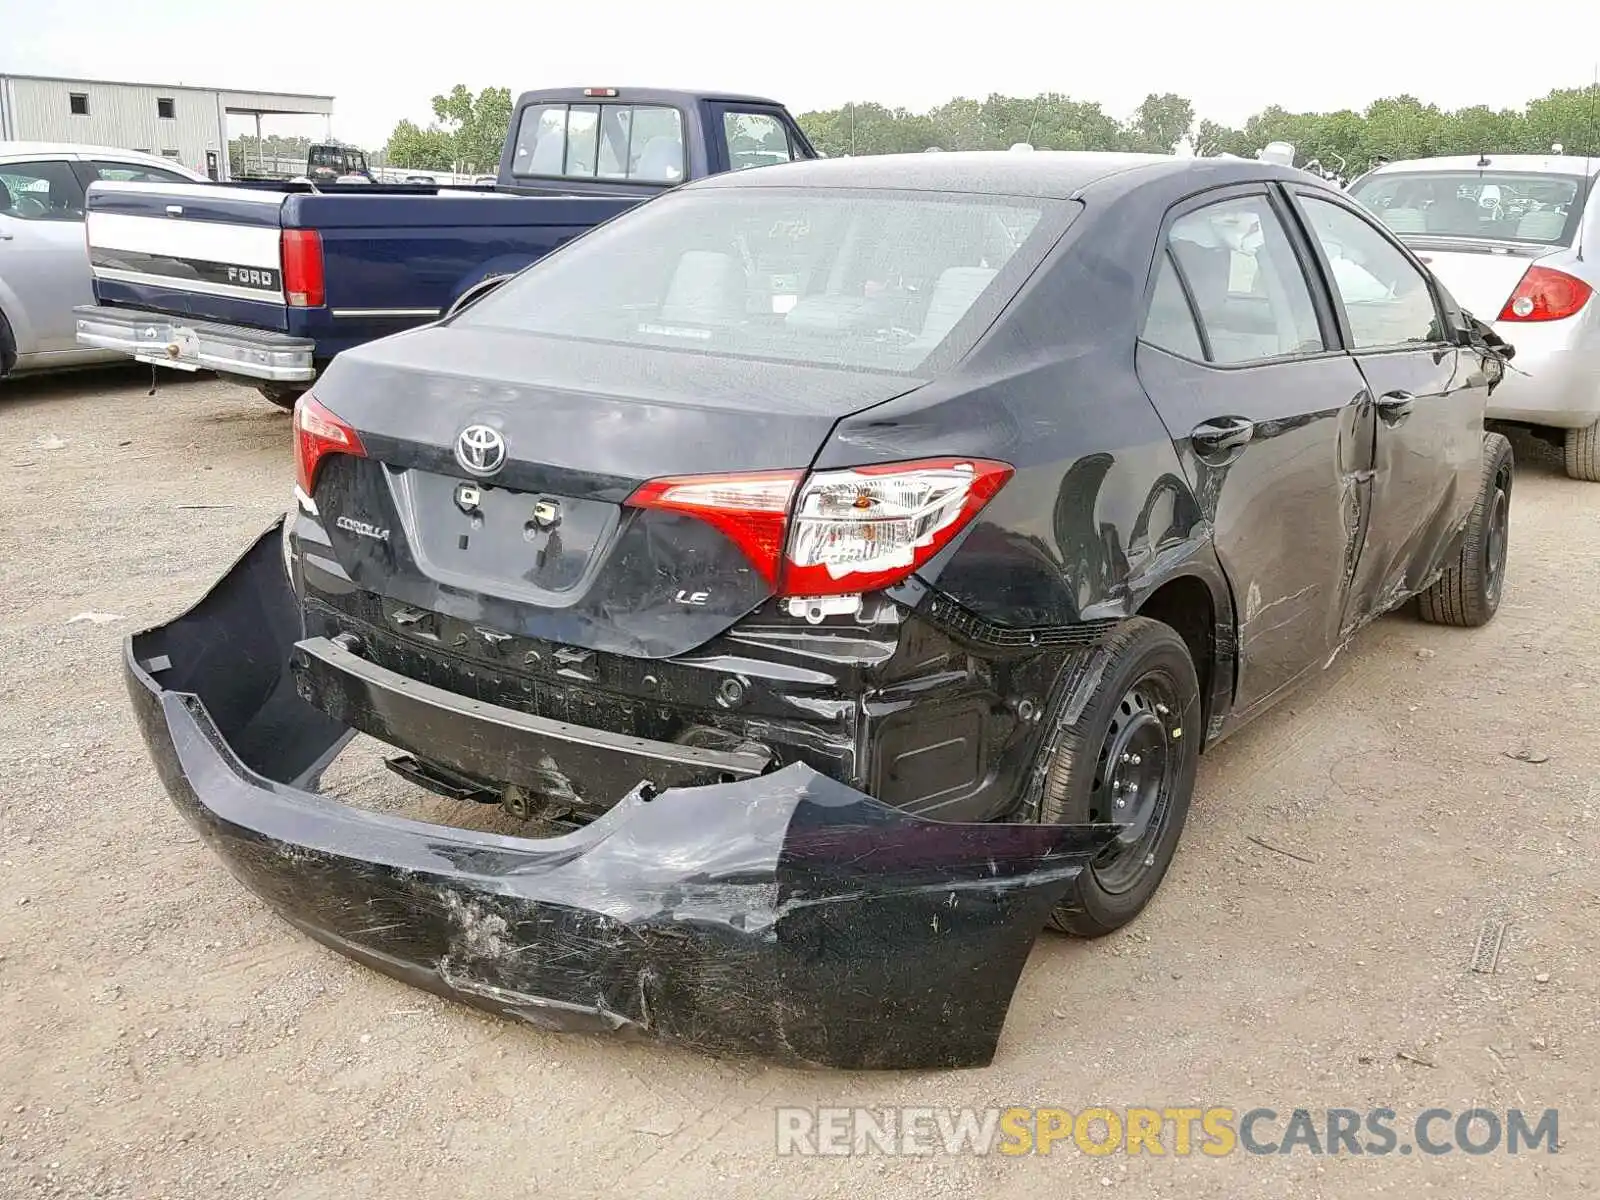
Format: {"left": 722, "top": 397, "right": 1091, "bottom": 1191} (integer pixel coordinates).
{"left": 1564, "top": 420, "right": 1600, "bottom": 482}
{"left": 1037, "top": 617, "right": 1201, "bottom": 938}
{"left": 257, "top": 384, "right": 305, "bottom": 411}
{"left": 1417, "top": 432, "right": 1513, "bottom": 628}
{"left": 0, "top": 309, "right": 15, "bottom": 379}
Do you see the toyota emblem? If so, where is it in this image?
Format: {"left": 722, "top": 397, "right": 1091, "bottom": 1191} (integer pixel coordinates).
{"left": 454, "top": 424, "right": 506, "bottom": 476}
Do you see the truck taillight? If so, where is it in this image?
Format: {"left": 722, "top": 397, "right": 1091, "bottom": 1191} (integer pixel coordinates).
{"left": 293, "top": 394, "right": 364, "bottom": 494}
{"left": 627, "top": 459, "right": 1012, "bottom": 596}
{"left": 281, "top": 229, "right": 325, "bottom": 308}
{"left": 1497, "top": 265, "right": 1593, "bottom": 322}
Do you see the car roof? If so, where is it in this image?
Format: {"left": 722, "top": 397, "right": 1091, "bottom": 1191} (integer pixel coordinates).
{"left": 0, "top": 140, "right": 203, "bottom": 171}
{"left": 516, "top": 86, "right": 787, "bottom": 108}
{"left": 691, "top": 149, "right": 1320, "bottom": 199}
{"left": 1361, "top": 153, "right": 1600, "bottom": 177}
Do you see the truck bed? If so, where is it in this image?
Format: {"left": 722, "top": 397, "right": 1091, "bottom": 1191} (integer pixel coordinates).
{"left": 80, "top": 180, "right": 638, "bottom": 370}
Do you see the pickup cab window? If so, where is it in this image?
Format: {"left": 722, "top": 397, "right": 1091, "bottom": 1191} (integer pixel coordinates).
{"left": 722, "top": 112, "right": 796, "bottom": 171}
{"left": 513, "top": 103, "right": 685, "bottom": 183}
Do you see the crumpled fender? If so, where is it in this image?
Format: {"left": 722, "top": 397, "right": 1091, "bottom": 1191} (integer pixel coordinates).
{"left": 123, "top": 522, "right": 1119, "bottom": 1070}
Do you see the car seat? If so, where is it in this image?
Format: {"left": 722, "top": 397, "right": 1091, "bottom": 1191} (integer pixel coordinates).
{"left": 1516, "top": 210, "right": 1566, "bottom": 241}
{"left": 634, "top": 138, "right": 683, "bottom": 183}
{"left": 659, "top": 251, "right": 744, "bottom": 326}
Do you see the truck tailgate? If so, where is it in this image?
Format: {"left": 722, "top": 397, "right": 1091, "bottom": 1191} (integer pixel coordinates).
{"left": 86, "top": 181, "right": 292, "bottom": 328}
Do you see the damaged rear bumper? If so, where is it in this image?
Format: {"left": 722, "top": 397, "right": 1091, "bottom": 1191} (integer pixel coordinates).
{"left": 124, "top": 521, "right": 1117, "bottom": 1069}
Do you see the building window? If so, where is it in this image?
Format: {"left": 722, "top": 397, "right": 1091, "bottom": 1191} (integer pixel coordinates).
{"left": 157, "top": 97, "right": 175, "bottom": 119}
{"left": 69, "top": 93, "right": 89, "bottom": 116}
{"left": 161, "top": 150, "right": 180, "bottom": 159}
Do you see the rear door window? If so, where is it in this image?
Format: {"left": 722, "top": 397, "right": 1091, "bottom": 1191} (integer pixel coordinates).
{"left": 512, "top": 103, "right": 685, "bottom": 183}
{"left": 1167, "top": 194, "right": 1324, "bottom": 364}
{"left": 0, "top": 159, "right": 86, "bottom": 221}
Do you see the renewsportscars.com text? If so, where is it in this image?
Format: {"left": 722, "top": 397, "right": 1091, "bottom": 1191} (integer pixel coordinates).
{"left": 775, "top": 1106, "right": 1560, "bottom": 1157}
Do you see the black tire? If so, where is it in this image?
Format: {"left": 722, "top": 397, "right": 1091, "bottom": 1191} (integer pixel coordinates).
{"left": 1037, "top": 616, "right": 1201, "bottom": 938}
{"left": 1417, "top": 432, "right": 1513, "bottom": 628}
{"left": 257, "top": 384, "right": 304, "bottom": 411}
{"left": 1565, "top": 421, "right": 1600, "bottom": 483}
{"left": 0, "top": 308, "right": 16, "bottom": 379}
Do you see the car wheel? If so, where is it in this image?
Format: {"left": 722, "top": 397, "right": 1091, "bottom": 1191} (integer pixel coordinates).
{"left": 258, "top": 384, "right": 305, "bottom": 411}
{"left": 0, "top": 309, "right": 15, "bottom": 379}
{"left": 1418, "top": 432, "right": 1513, "bottom": 628}
{"left": 1037, "top": 616, "right": 1201, "bottom": 938}
{"left": 1564, "top": 420, "right": 1600, "bottom": 482}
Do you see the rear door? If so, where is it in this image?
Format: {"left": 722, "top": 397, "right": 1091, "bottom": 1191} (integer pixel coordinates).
{"left": 0, "top": 157, "right": 90, "bottom": 355}
{"left": 1134, "top": 185, "right": 1375, "bottom": 717}
{"left": 1288, "top": 189, "right": 1485, "bottom": 620}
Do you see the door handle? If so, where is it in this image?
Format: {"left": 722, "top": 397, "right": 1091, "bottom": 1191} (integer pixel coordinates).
{"left": 0, "top": 230, "right": 14, "bottom": 241}
{"left": 1375, "top": 390, "right": 1415, "bottom": 422}
{"left": 1190, "top": 416, "right": 1255, "bottom": 457}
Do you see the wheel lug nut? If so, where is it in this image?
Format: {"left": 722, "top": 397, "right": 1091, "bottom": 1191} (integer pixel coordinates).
{"left": 1130, "top": 754, "right": 1142, "bottom": 766}
{"left": 1155, "top": 704, "right": 1170, "bottom": 716}
{"left": 1115, "top": 798, "right": 1126, "bottom": 809}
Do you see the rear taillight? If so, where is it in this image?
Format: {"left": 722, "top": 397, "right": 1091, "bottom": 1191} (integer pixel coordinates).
{"left": 1497, "top": 265, "right": 1593, "bottom": 322}
{"left": 281, "top": 229, "right": 325, "bottom": 308}
{"left": 293, "top": 394, "right": 364, "bottom": 495}
{"left": 626, "top": 470, "right": 801, "bottom": 587}
{"left": 627, "top": 458, "right": 1013, "bottom": 597}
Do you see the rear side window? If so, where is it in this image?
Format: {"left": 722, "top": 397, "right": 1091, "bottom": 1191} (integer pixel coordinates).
{"left": 1298, "top": 196, "right": 1442, "bottom": 349}
{"left": 1142, "top": 251, "right": 1206, "bottom": 359}
{"left": 455, "top": 187, "right": 1067, "bottom": 374}
{"left": 723, "top": 112, "right": 796, "bottom": 172}
{"left": 0, "top": 160, "right": 86, "bottom": 221}
{"left": 511, "top": 103, "right": 685, "bottom": 183}
{"left": 1167, "top": 195, "right": 1324, "bottom": 364}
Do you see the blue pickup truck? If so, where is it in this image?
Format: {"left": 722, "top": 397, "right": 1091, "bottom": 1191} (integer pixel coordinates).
{"left": 74, "top": 87, "right": 815, "bottom": 406}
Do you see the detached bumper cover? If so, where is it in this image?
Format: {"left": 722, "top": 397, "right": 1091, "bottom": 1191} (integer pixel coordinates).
{"left": 124, "top": 521, "right": 1117, "bottom": 1069}
{"left": 75, "top": 304, "right": 316, "bottom": 382}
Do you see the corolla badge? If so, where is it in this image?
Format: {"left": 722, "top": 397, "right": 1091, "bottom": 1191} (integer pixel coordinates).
{"left": 455, "top": 424, "right": 507, "bottom": 477}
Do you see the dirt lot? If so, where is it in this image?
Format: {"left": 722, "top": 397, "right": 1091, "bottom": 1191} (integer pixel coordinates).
{"left": 2, "top": 368, "right": 1596, "bottom": 1199}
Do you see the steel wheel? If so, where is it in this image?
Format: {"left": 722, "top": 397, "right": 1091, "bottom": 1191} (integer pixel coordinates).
{"left": 1087, "top": 671, "right": 1180, "bottom": 895}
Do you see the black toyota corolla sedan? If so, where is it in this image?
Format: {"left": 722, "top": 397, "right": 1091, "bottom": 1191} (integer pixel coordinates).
{"left": 127, "top": 151, "right": 1513, "bottom": 1070}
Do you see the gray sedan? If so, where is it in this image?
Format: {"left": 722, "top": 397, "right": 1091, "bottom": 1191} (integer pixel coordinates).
{"left": 0, "top": 142, "right": 206, "bottom": 380}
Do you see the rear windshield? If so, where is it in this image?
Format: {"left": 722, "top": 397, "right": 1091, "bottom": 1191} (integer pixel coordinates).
{"left": 453, "top": 187, "right": 1069, "bottom": 373}
{"left": 1350, "top": 170, "right": 1589, "bottom": 245}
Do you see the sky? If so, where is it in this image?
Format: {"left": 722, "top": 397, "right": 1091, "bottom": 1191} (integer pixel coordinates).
{"left": 6, "top": 0, "right": 1600, "bottom": 149}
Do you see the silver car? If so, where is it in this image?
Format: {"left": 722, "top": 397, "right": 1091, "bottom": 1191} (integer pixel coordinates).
{"left": 0, "top": 142, "right": 206, "bottom": 380}
{"left": 1350, "top": 154, "right": 1600, "bottom": 480}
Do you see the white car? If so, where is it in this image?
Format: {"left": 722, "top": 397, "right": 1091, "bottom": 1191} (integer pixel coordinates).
{"left": 1350, "top": 154, "right": 1600, "bottom": 480}
{"left": 0, "top": 142, "right": 207, "bottom": 380}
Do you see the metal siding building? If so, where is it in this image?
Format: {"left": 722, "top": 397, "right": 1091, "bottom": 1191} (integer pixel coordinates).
{"left": 0, "top": 75, "right": 333, "bottom": 179}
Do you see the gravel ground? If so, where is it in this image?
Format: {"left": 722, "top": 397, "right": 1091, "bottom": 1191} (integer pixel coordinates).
{"left": 1, "top": 368, "right": 1596, "bottom": 1199}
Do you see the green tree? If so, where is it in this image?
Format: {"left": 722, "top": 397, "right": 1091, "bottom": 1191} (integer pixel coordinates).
{"left": 1126, "top": 93, "right": 1196, "bottom": 154}
{"left": 431, "top": 85, "right": 515, "bottom": 172}
{"left": 383, "top": 119, "right": 455, "bottom": 171}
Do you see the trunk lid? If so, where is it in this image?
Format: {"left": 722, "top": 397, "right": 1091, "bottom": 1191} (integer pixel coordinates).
{"left": 1398, "top": 236, "right": 1550, "bottom": 320}
{"left": 308, "top": 324, "right": 922, "bottom": 658}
